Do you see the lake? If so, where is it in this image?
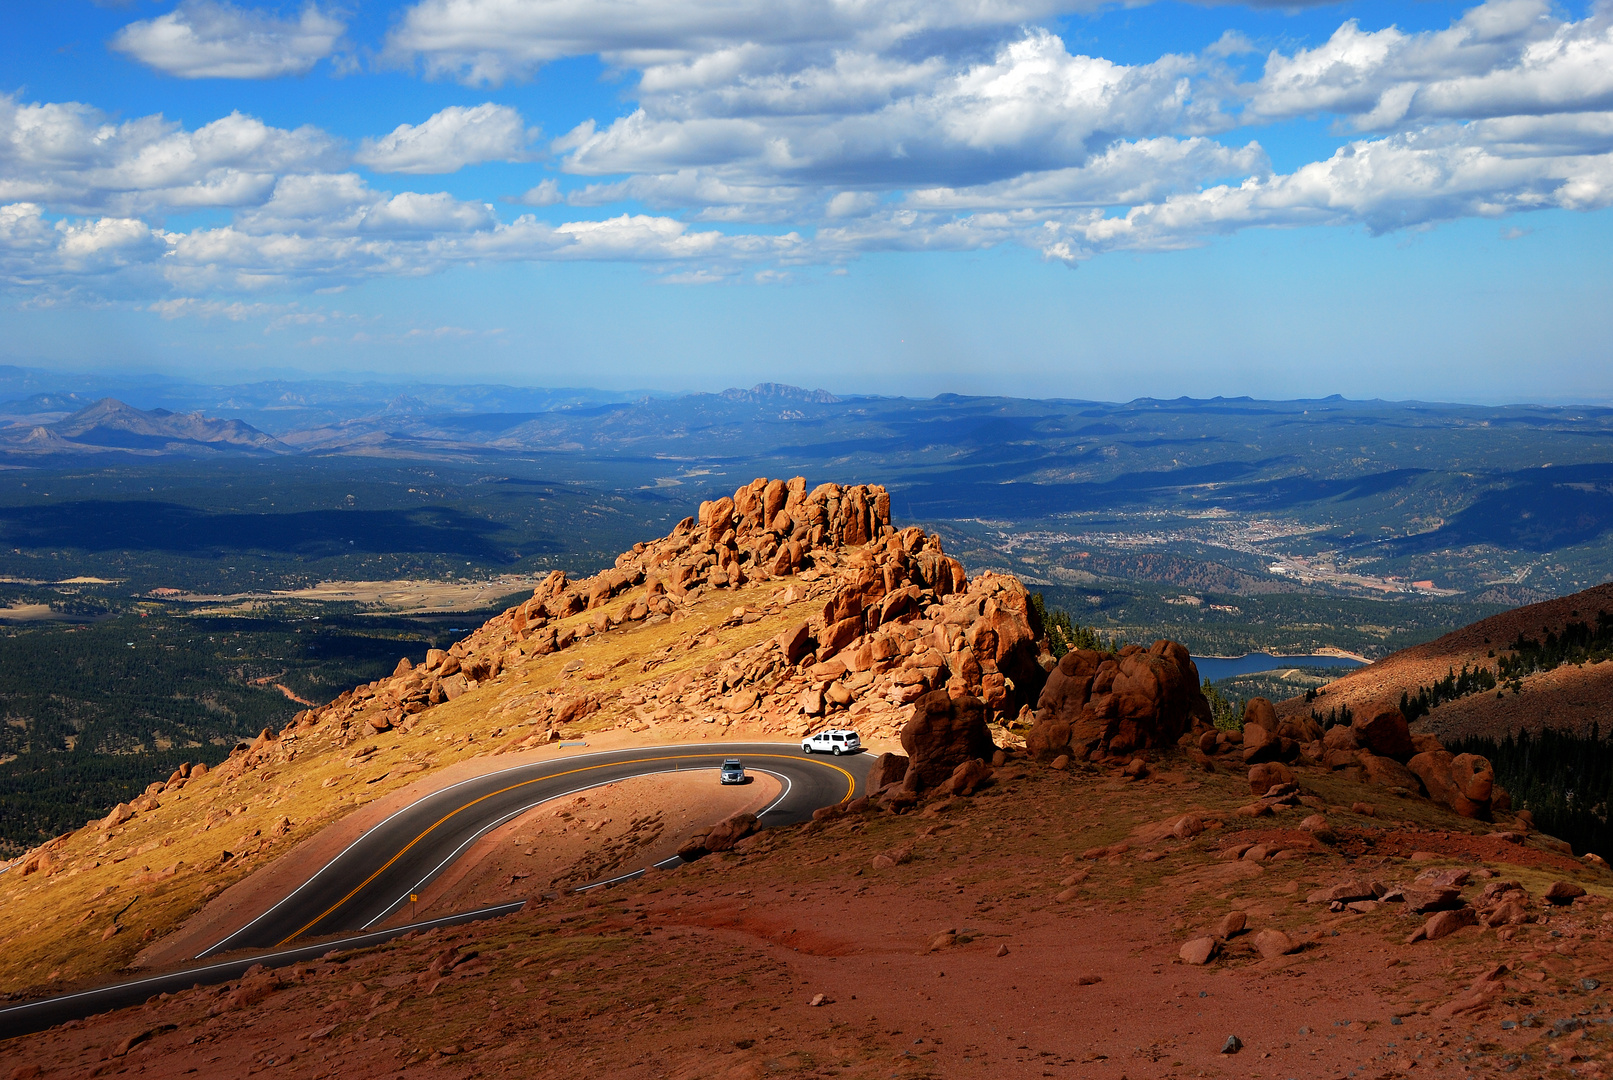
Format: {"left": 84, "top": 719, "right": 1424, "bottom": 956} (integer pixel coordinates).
{"left": 1191, "top": 653, "right": 1366, "bottom": 683}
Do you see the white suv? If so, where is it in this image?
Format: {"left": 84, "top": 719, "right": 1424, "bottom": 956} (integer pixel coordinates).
{"left": 802, "top": 729, "right": 860, "bottom": 755}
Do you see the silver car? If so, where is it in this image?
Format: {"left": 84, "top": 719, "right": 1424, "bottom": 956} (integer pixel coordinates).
{"left": 720, "top": 758, "right": 746, "bottom": 784}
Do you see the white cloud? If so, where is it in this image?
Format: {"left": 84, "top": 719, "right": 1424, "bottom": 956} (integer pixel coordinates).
{"left": 0, "top": 94, "right": 341, "bottom": 215}
{"left": 235, "top": 173, "right": 496, "bottom": 235}
{"left": 355, "top": 103, "right": 535, "bottom": 174}
{"left": 906, "top": 136, "right": 1268, "bottom": 210}
{"left": 826, "top": 190, "right": 880, "bottom": 217}
{"left": 1247, "top": 0, "right": 1613, "bottom": 133}
{"left": 1032, "top": 126, "right": 1613, "bottom": 262}
{"left": 385, "top": 0, "right": 1085, "bottom": 86}
{"left": 516, "top": 178, "right": 562, "bottom": 205}
{"left": 112, "top": 1, "right": 345, "bottom": 79}
{"left": 556, "top": 32, "right": 1221, "bottom": 188}
{"left": 9, "top": 0, "right": 1613, "bottom": 304}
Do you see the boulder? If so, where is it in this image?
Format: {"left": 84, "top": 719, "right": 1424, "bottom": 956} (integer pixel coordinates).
{"left": 1451, "top": 753, "right": 1495, "bottom": 803}
{"left": 101, "top": 802, "right": 135, "bottom": 829}
{"left": 776, "top": 622, "right": 814, "bottom": 664}
{"left": 1353, "top": 707, "right": 1414, "bottom": 761}
{"left": 1241, "top": 722, "right": 1297, "bottom": 764}
{"left": 1322, "top": 748, "right": 1361, "bottom": 770}
{"left": 695, "top": 812, "right": 758, "bottom": 855}
{"left": 1247, "top": 761, "right": 1294, "bottom": 795}
{"left": 1407, "top": 749, "right": 1494, "bottom": 818}
{"left": 867, "top": 752, "right": 910, "bottom": 791}
{"left": 900, "top": 691, "right": 996, "bottom": 793}
{"left": 1309, "top": 880, "right": 1381, "bottom": 904}
{"left": 1322, "top": 724, "right": 1360, "bottom": 752}
{"left": 1026, "top": 640, "right": 1209, "bottom": 761}
{"left": 1277, "top": 715, "right": 1323, "bottom": 744}
{"left": 819, "top": 616, "right": 863, "bottom": 658}
{"left": 1244, "top": 697, "right": 1277, "bottom": 730}
{"left": 942, "top": 758, "right": 994, "bottom": 796}
{"left": 1545, "top": 881, "right": 1587, "bottom": 905}
{"left": 1410, "top": 732, "right": 1445, "bottom": 754}
{"left": 1253, "top": 929, "right": 1298, "bottom": 959}
{"left": 1420, "top": 907, "right": 1477, "bottom": 942}
{"left": 961, "top": 578, "right": 1047, "bottom": 714}
{"left": 1403, "top": 887, "right": 1463, "bottom": 913}
{"left": 1179, "top": 937, "right": 1219, "bottom": 965}
{"left": 1358, "top": 751, "right": 1421, "bottom": 792}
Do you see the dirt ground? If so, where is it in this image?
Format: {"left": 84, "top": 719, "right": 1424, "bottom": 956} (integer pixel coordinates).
{"left": 12, "top": 753, "right": 1612, "bottom": 1080}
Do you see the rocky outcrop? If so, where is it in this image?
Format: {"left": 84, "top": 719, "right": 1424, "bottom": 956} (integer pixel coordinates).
{"left": 1353, "top": 707, "right": 1415, "bottom": 760}
{"left": 900, "top": 691, "right": 996, "bottom": 793}
{"left": 1407, "top": 750, "right": 1497, "bottom": 819}
{"left": 867, "top": 752, "right": 910, "bottom": 791}
{"left": 1026, "top": 640, "right": 1209, "bottom": 761}
{"left": 245, "top": 475, "right": 1066, "bottom": 764}
{"left": 677, "top": 811, "right": 759, "bottom": 858}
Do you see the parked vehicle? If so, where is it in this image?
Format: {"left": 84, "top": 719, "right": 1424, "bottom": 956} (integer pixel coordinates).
{"left": 720, "top": 758, "right": 746, "bottom": 784}
{"left": 801, "top": 729, "right": 861, "bottom": 755}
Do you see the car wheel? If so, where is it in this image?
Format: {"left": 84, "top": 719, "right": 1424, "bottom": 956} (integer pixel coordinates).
{"left": 832, "top": 746, "right": 841, "bottom": 755}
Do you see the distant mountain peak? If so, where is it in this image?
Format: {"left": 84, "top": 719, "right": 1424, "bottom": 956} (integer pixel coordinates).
{"left": 0, "top": 397, "right": 292, "bottom": 458}
{"left": 719, "top": 383, "right": 841, "bottom": 404}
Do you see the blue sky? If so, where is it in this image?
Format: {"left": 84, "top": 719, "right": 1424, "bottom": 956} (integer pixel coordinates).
{"left": 3, "top": 0, "right": 1612, "bottom": 401}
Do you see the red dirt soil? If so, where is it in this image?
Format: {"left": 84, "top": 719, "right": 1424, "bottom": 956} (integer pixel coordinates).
{"left": 12, "top": 753, "right": 1613, "bottom": 1080}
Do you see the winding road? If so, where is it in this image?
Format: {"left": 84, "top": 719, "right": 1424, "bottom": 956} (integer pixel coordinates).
{"left": 0, "top": 742, "right": 870, "bottom": 1040}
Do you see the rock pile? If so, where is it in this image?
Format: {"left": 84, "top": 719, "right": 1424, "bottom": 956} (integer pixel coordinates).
{"left": 1025, "top": 641, "right": 1210, "bottom": 761}
{"left": 1195, "top": 699, "right": 1509, "bottom": 820}
{"left": 899, "top": 690, "right": 996, "bottom": 794}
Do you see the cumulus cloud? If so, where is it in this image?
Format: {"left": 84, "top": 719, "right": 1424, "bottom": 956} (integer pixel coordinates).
{"left": 1246, "top": 0, "right": 1613, "bottom": 134}
{"left": 235, "top": 173, "right": 497, "bottom": 235}
{"left": 355, "top": 103, "right": 536, "bottom": 174}
{"left": 111, "top": 1, "right": 345, "bottom": 79}
{"left": 10, "top": 0, "right": 1613, "bottom": 303}
{"left": 385, "top": 0, "right": 1080, "bottom": 86}
{"left": 906, "top": 137, "right": 1268, "bottom": 210}
{"left": 0, "top": 94, "right": 342, "bottom": 215}
{"left": 556, "top": 32, "right": 1222, "bottom": 188}
{"left": 515, "top": 178, "right": 562, "bottom": 205}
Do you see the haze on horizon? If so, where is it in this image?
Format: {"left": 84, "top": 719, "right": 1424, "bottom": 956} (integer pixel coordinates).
{"left": 4, "top": 0, "right": 1612, "bottom": 404}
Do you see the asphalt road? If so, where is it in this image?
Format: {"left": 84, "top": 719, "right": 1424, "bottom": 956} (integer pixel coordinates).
{"left": 0, "top": 741, "right": 869, "bottom": 1040}
{"left": 204, "top": 742, "right": 867, "bottom": 955}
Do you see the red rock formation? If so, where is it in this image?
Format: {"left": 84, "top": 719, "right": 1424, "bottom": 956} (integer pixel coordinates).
{"left": 1026, "top": 640, "right": 1210, "bottom": 760}
{"left": 899, "top": 691, "right": 996, "bottom": 792}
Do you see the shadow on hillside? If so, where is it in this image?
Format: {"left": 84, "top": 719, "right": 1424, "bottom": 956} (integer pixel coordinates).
{"left": 0, "top": 500, "right": 527, "bottom": 560}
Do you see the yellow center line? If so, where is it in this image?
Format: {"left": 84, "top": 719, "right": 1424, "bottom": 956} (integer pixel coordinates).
{"left": 278, "top": 751, "right": 856, "bottom": 946}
